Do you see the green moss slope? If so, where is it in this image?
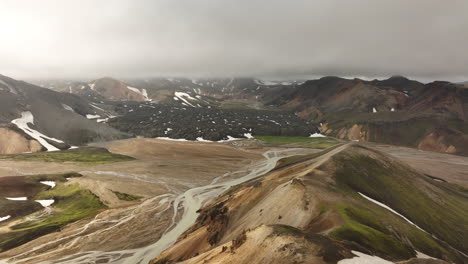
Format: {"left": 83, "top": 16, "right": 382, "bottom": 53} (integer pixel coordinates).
{"left": 0, "top": 147, "right": 134, "bottom": 165}
{"left": 0, "top": 182, "right": 106, "bottom": 252}
{"left": 330, "top": 145, "right": 468, "bottom": 263}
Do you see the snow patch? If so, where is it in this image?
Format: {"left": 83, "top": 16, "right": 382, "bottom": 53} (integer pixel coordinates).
{"left": 0, "top": 215, "right": 11, "bottom": 222}
{"left": 40, "top": 181, "right": 56, "bottom": 189}
{"left": 86, "top": 114, "right": 100, "bottom": 119}
{"left": 127, "top": 86, "right": 151, "bottom": 101}
{"left": 338, "top": 251, "right": 393, "bottom": 263}
{"left": 309, "top": 133, "right": 326, "bottom": 138}
{"left": 11, "top": 112, "right": 64, "bottom": 151}
{"left": 218, "top": 136, "right": 242, "bottom": 142}
{"left": 358, "top": 192, "right": 425, "bottom": 232}
{"left": 35, "top": 199, "right": 55, "bottom": 207}
{"left": 90, "top": 103, "right": 106, "bottom": 112}
{"left": 243, "top": 133, "right": 254, "bottom": 139}
{"left": 6, "top": 197, "right": 27, "bottom": 201}
{"left": 156, "top": 137, "right": 189, "bottom": 142}
{"left": 174, "top": 92, "right": 198, "bottom": 107}
{"left": 196, "top": 137, "right": 212, "bottom": 142}
{"left": 372, "top": 107, "right": 378, "bottom": 113}
{"left": 174, "top": 92, "right": 197, "bottom": 107}
{"left": 61, "top": 104, "right": 74, "bottom": 112}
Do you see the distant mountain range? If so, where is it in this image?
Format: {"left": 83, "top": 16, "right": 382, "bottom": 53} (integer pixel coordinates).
{"left": 0, "top": 74, "right": 465, "bottom": 156}
{"left": 32, "top": 75, "right": 468, "bottom": 156}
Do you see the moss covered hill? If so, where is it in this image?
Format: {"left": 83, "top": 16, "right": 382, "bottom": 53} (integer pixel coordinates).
{"left": 151, "top": 144, "right": 468, "bottom": 264}
{"left": 0, "top": 172, "right": 107, "bottom": 252}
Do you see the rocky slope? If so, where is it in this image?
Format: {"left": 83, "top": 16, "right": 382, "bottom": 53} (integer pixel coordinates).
{"left": 151, "top": 144, "right": 467, "bottom": 264}
{"left": 33, "top": 77, "right": 302, "bottom": 108}
{"left": 0, "top": 75, "right": 126, "bottom": 153}
{"left": 269, "top": 76, "right": 468, "bottom": 156}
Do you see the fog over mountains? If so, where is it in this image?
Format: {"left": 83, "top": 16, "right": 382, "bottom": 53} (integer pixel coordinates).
{"left": 1, "top": 0, "right": 468, "bottom": 81}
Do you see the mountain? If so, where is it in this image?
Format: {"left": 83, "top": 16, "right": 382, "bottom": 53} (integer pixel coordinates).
{"left": 265, "top": 76, "right": 468, "bottom": 156}
{"left": 151, "top": 144, "right": 468, "bottom": 264}
{"left": 35, "top": 75, "right": 468, "bottom": 156}
{"left": 0, "top": 74, "right": 126, "bottom": 153}
{"left": 35, "top": 77, "right": 302, "bottom": 107}
{"left": 35, "top": 78, "right": 150, "bottom": 102}
{"left": 34, "top": 77, "right": 317, "bottom": 141}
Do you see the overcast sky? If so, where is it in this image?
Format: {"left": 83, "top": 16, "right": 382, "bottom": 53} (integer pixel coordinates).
{"left": 0, "top": 0, "right": 467, "bottom": 81}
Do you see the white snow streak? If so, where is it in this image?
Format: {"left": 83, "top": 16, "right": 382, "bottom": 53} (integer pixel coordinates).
{"left": 309, "top": 133, "right": 326, "bottom": 138}
{"left": 35, "top": 200, "right": 55, "bottom": 207}
{"left": 196, "top": 137, "right": 212, "bottom": 142}
{"left": 338, "top": 251, "right": 393, "bottom": 264}
{"left": 61, "top": 104, "right": 74, "bottom": 112}
{"left": 243, "top": 133, "right": 254, "bottom": 139}
{"left": 11, "top": 111, "right": 63, "bottom": 151}
{"left": 0, "top": 215, "right": 11, "bottom": 222}
{"left": 6, "top": 197, "right": 27, "bottom": 201}
{"left": 86, "top": 114, "right": 100, "bottom": 119}
{"left": 127, "top": 86, "right": 151, "bottom": 101}
{"left": 156, "top": 137, "right": 189, "bottom": 142}
{"left": 174, "top": 92, "right": 198, "bottom": 107}
{"left": 40, "top": 181, "right": 56, "bottom": 189}
{"left": 358, "top": 192, "right": 425, "bottom": 232}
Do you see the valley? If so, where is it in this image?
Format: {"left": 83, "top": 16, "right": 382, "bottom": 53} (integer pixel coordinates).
{"left": 0, "top": 73, "right": 467, "bottom": 264}
{"left": 0, "top": 136, "right": 466, "bottom": 264}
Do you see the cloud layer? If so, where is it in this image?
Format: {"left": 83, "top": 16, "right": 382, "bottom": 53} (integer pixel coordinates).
{"left": 1, "top": 0, "right": 467, "bottom": 81}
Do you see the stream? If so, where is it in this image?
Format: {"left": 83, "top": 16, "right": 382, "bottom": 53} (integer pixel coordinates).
{"left": 1, "top": 148, "right": 301, "bottom": 264}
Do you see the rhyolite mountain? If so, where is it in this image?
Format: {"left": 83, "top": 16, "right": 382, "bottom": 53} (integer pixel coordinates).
{"left": 35, "top": 75, "right": 468, "bottom": 156}
{"left": 271, "top": 76, "right": 468, "bottom": 156}
{"left": 0, "top": 74, "right": 126, "bottom": 154}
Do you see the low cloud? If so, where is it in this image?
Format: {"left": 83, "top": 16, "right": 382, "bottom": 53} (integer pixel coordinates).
{"left": 0, "top": 0, "right": 467, "bottom": 81}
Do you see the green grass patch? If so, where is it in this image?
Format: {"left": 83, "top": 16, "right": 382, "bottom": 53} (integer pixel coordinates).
{"left": 25, "top": 172, "right": 82, "bottom": 184}
{"left": 220, "top": 101, "right": 255, "bottom": 110}
{"left": 112, "top": 191, "right": 143, "bottom": 201}
{"left": 0, "top": 147, "right": 134, "bottom": 165}
{"left": 0, "top": 183, "right": 106, "bottom": 252}
{"left": 331, "top": 146, "right": 468, "bottom": 263}
{"left": 256, "top": 135, "right": 339, "bottom": 148}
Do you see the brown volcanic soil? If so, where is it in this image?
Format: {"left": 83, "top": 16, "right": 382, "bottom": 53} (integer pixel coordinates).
{"left": 0, "top": 127, "right": 42, "bottom": 154}
{"left": 0, "top": 138, "right": 269, "bottom": 263}
{"left": 0, "top": 176, "right": 45, "bottom": 198}
{"left": 91, "top": 78, "right": 146, "bottom": 101}
{"left": 152, "top": 143, "right": 467, "bottom": 264}
{"left": 0, "top": 138, "right": 263, "bottom": 208}
{"left": 0, "top": 176, "right": 46, "bottom": 220}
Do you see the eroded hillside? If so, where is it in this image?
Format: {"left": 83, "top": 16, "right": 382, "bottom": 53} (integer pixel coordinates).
{"left": 152, "top": 144, "right": 468, "bottom": 264}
